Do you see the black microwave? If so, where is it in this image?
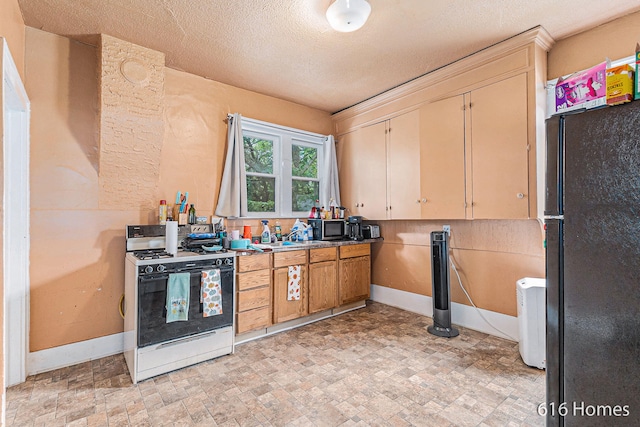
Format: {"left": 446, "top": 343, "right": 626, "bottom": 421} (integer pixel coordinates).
{"left": 308, "top": 219, "right": 345, "bottom": 241}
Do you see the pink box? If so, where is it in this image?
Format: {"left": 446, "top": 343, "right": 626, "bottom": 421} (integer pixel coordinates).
{"left": 555, "top": 61, "right": 607, "bottom": 113}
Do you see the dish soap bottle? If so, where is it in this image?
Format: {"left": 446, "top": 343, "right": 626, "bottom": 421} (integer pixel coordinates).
{"left": 261, "top": 220, "right": 271, "bottom": 243}
{"left": 274, "top": 220, "right": 282, "bottom": 241}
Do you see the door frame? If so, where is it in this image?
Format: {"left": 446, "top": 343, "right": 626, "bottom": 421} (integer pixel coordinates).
{"left": 2, "top": 38, "right": 30, "bottom": 389}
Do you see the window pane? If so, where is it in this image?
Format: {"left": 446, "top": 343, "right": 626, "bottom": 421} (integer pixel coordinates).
{"left": 292, "top": 145, "right": 317, "bottom": 178}
{"left": 244, "top": 136, "right": 273, "bottom": 174}
{"left": 292, "top": 180, "right": 319, "bottom": 212}
{"left": 247, "top": 176, "right": 275, "bottom": 212}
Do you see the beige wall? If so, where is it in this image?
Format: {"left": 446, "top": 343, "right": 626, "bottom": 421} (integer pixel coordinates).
{"left": 26, "top": 28, "right": 332, "bottom": 352}
{"left": 0, "top": 0, "right": 25, "bottom": 79}
{"left": 162, "top": 67, "right": 332, "bottom": 216}
{"left": 372, "top": 220, "right": 544, "bottom": 317}
{"left": 548, "top": 10, "right": 640, "bottom": 79}
{"left": 0, "top": 0, "right": 24, "bottom": 417}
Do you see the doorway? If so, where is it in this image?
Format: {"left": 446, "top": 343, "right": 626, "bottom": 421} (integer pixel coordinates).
{"left": 2, "top": 38, "right": 30, "bottom": 389}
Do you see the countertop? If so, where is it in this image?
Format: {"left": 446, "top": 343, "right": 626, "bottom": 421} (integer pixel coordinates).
{"left": 232, "top": 238, "right": 383, "bottom": 255}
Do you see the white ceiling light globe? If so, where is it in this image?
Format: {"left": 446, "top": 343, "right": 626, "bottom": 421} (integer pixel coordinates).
{"left": 326, "top": 0, "right": 372, "bottom": 33}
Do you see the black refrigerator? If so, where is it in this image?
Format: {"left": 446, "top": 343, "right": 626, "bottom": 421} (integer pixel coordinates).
{"left": 545, "top": 101, "right": 640, "bottom": 426}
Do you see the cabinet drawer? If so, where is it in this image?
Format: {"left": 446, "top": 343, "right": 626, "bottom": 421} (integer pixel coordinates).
{"left": 309, "top": 247, "right": 337, "bottom": 263}
{"left": 339, "top": 244, "right": 370, "bottom": 259}
{"left": 273, "top": 250, "right": 307, "bottom": 268}
{"left": 236, "top": 269, "right": 271, "bottom": 291}
{"left": 237, "top": 286, "right": 270, "bottom": 312}
{"left": 237, "top": 253, "right": 272, "bottom": 272}
{"left": 236, "top": 307, "right": 271, "bottom": 334}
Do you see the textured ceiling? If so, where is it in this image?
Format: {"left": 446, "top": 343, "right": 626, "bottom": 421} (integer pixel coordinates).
{"left": 17, "top": 0, "right": 640, "bottom": 113}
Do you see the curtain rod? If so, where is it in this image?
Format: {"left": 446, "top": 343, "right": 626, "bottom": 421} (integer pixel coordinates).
{"left": 227, "top": 113, "right": 329, "bottom": 139}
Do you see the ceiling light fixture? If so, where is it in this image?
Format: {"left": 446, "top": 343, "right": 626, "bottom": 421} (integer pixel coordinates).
{"left": 326, "top": 0, "right": 371, "bottom": 33}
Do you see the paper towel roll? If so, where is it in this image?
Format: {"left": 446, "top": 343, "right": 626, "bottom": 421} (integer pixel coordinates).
{"left": 165, "top": 221, "right": 179, "bottom": 255}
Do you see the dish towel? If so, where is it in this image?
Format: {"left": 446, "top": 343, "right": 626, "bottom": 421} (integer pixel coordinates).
{"left": 166, "top": 272, "right": 190, "bottom": 323}
{"left": 201, "top": 269, "right": 223, "bottom": 317}
{"left": 287, "top": 265, "right": 301, "bottom": 301}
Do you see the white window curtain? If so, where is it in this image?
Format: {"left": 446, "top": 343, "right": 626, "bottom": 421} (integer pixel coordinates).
{"left": 215, "top": 113, "right": 247, "bottom": 218}
{"left": 320, "top": 135, "right": 341, "bottom": 208}
{"left": 215, "top": 113, "right": 341, "bottom": 217}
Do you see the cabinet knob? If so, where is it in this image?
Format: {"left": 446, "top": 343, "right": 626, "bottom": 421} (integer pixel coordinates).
{"left": 361, "top": 203, "right": 364, "bottom": 207}
{"left": 355, "top": 203, "right": 360, "bottom": 207}
{"left": 416, "top": 199, "right": 421, "bottom": 204}
{"left": 422, "top": 198, "right": 427, "bottom": 203}
{"left": 516, "top": 193, "right": 525, "bottom": 199}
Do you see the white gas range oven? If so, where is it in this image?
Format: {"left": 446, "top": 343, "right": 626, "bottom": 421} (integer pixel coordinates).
{"left": 123, "top": 225, "right": 235, "bottom": 383}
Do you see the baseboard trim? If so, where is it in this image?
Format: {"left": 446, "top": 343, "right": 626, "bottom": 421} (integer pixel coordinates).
{"left": 370, "top": 285, "right": 519, "bottom": 341}
{"left": 27, "top": 333, "right": 124, "bottom": 376}
{"left": 26, "top": 287, "right": 518, "bottom": 376}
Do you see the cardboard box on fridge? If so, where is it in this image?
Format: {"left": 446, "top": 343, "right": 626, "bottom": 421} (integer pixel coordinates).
{"left": 555, "top": 61, "right": 607, "bottom": 113}
{"left": 606, "top": 64, "right": 634, "bottom": 106}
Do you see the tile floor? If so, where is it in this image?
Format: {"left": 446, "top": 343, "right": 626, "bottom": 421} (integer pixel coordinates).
{"left": 6, "top": 302, "right": 545, "bottom": 426}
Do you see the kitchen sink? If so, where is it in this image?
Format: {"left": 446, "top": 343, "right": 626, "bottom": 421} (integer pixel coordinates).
{"left": 261, "top": 240, "right": 323, "bottom": 249}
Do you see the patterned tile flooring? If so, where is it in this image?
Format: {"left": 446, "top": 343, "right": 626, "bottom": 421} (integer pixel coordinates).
{"left": 6, "top": 302, "right": 545, "bottom": 426}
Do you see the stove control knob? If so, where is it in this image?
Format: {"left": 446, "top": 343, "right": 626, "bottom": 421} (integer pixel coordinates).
{"left": 215, "top": 259, "right": 223, "bottom": 266}
{"left": 157, "top": 264, "right": 166, "bottom": 273}
{"left": 144, "top": 266, "right": 153, "bottom": 274}
{"left": 224, "top": 258, "right": 233, "bottom": 266}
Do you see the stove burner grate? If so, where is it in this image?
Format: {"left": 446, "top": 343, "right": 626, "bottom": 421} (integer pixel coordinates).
{"left": 133, "top": 249, "right": 174, "bottom": 260}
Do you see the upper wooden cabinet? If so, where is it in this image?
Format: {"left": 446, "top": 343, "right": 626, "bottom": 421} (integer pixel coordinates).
{"left": 337, "top": 110, "right": 420, "bottom": 220}
{"left": 337, "top": 122, "right": 387, "bottom": 219}
{"left": 419, "top": 74, "right": 530, "bottom": 219}
{"left": 469, "top": 73, "right": 529, "bottom": 219}
{"left": 332, "top": 28, "right": 553, "bottom": 220}
{"left": 419, "top": 95, "right": 466, "bottom": 219}
{"left": 387, "top": 110, "right": 421, "bottom": 219}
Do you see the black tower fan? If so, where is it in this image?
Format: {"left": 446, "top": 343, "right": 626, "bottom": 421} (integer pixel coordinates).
{"left": 428, "top": 231, "right": 459, "bottom": 338}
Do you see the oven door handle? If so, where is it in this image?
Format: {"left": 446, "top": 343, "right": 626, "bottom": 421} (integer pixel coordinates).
{"left": 139, "top": 267, "right": 232, "bottom": 282}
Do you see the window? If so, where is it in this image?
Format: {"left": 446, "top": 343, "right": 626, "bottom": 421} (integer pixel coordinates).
{"left": 241, "top": 118, "right": 325, "bottom": 218}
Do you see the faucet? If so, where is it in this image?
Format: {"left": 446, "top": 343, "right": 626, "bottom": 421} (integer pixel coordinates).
{"left": 286, "top": 229, "right": 304, "bottom": 241}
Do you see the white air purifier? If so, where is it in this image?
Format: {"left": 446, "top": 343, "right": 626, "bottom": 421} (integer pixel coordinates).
{"left": 516, "top": 277, "right": 546, "bottom": 369}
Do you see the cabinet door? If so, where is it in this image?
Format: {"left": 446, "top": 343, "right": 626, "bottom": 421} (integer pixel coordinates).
{"left": 338, "top": 256, "right": 371, "bottom": 305}
{"left": 469, "top": 73, "right": 529, "bottom": 218}
{"left": 308, "top": 260, "right": 337, "bottom": 314}
{"left": 419, "top": 95, "right": 466, "bottom": 219}
{"left": 273, "top": 265, "right": 308, "bottom": 323}
{"left": 337, "top": 122, "right": 387, "bottom": 219}
{"left": 387, "top": 110, "right": 421, "bottom": 219}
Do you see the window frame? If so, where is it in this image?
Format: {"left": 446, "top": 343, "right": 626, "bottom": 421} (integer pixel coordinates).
{"left": 240, "top": 118, "right": 325, "bottom": 218}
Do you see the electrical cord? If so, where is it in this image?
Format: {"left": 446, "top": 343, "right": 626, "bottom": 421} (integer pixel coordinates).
{"left": 119, "top": 294, "right": 126, "bottom": 319}
{"left": 449, "top": 253, "right": 518, "bottom": 341}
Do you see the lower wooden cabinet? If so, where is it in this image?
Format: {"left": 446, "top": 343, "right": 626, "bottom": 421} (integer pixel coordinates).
{"left": 236, "top": 253, "right": 272, "bottom": 334}
{"left": 272, "top": 250, "right": 308, "bottom": 324}
{"left": 338, "top": 244, "right": 371, "bottom": 305}
{"left": 308, "top": 247, "right": 338, "bottom": 314}
{"left": 235, "top": 244, "right": 371, "bottom": 335}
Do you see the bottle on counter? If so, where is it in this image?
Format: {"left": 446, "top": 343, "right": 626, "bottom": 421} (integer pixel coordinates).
{"left": 274, "top": 220, "right": 282, "bottom": 241}
{"left": 159, "top": 200, "right": 167, "bottom": 225}
{"left": 261, "top": 220, "right": 271, "bottom": 243}
{"left": 314, "top": 200, "right": 321, "bottom": 219}
{"left": 188, "top": 204, "right": 196, "bottom": 224}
